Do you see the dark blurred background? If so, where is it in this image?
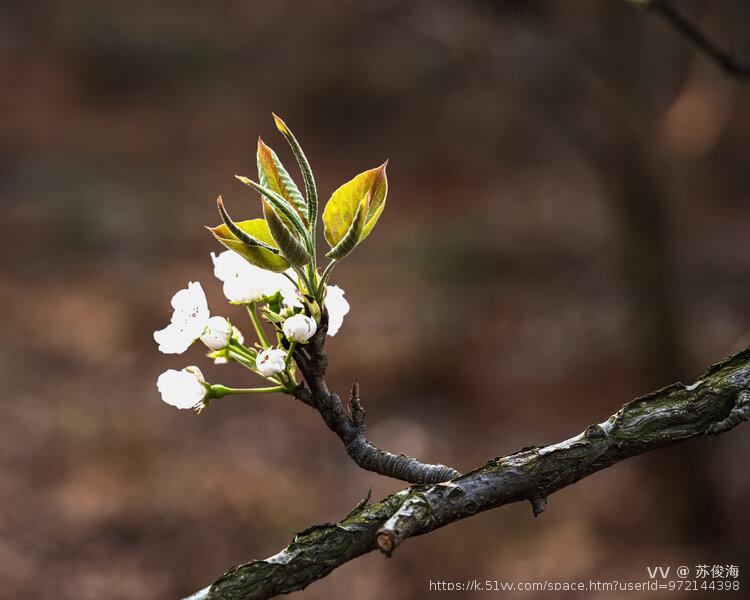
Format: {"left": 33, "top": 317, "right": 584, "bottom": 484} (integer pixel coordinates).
{"left": 1, "top": 1, "right": 749, "bottom": 598}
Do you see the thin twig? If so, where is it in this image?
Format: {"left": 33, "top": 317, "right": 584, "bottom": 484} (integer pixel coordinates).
{"left": 639, "top": 0, "right": 750, "bottom": 78}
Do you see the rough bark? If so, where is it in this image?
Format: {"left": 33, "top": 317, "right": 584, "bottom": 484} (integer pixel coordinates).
{"left": 188, "top": 346, "right": 750, "bottom": 600}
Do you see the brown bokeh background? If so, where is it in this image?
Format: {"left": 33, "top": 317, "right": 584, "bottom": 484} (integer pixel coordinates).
{"left": 1, "top": 1, "right": 749, "bottom": 598}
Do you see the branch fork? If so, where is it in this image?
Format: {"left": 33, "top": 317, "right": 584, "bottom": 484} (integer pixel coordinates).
{"left": 289, "top": 312, "right": 460, "bottom": 484}
{"left": 192, "top": 346, "right": 750, "bottom": 600}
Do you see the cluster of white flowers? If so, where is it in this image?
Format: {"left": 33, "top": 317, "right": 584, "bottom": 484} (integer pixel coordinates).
{"left": 155, "top": 250, "right": 351, "bottom": 410}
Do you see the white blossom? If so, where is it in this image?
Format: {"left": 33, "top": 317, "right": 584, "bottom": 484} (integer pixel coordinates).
{"left": 157, "top": 366, "right": 208, "bottom": 410}
{"left": 211, "top": 251, "right": 287, "bottom": 304}
{"left": 199, "top": 316, "right": 232, "bottom": 350}
{"left": 256, "top": 348, "right": 287, "bottom": 376}
{"left": 154, "top": 282, "right": 211, "bottom": 354}
{"left": 282, "top": 314, "right": 317, "bottom": 342}
{"left": 154, "top": 282, "right": 235, "bottom": 354}
{"left": 325, "top": 285, "right": 350, "bottom": 336}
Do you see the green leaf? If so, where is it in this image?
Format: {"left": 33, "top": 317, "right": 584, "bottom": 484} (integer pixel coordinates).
{"left": 257, "top": 137, "right": 308, "bottom": 224}
{"left": 326, "top": 193, "right": 367, "bottom": 259}
{"left": 262, "top": 200, "right": 311, "bottom": 268}
{"left": 235, "top": 175, "right": 309, "bottom": 240}
{"left": 273, "top": 113, "right": 318, "bottom": 225}
{"left": 260, "top": 307, "right": 285, "bottom": 324}
{"left": 207, "top": 216, "right": 290, "bottom": 273}
{"left": 216, "top": 196, "right": 279, "bottom": 253}
{"left": 323, "top": 162, "right": 387, "bottom": 248}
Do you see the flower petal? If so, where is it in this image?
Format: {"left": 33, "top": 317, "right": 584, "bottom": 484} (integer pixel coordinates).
{"left": 154, "top": 323, "right": 194, "bottom": 354}
{"left": 325, "top": 285, "right": 350, "bottom": 336}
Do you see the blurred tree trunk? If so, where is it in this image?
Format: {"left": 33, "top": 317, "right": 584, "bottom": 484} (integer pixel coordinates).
{"left": 593, "top": 2, "right": 726, "bottom": 548}
{"left": 493, "top": 0, "right": 728, "bottom": 548}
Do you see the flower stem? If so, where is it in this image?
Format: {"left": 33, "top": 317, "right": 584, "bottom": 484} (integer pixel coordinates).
{"left": 307, "top": 262, "right": 318, "bottom": 296}
{"left": 285, "top": 341, "right": 297, "bottom": 369}
{"left": 227, "top": 343, "right": 257, "bottom": 371}
{"left": 210, "top": 384, "right": 285, "bottom": 398}
{"left": 292, "top": 265, "right": 315, "bottom": 297}
{"left": 248, "top": 302, "right": 271, "bottom": 348}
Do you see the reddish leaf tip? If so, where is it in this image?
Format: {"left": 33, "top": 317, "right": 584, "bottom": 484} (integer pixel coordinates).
{"left": 257, "top": 137, "right": 272, "bottom": 155}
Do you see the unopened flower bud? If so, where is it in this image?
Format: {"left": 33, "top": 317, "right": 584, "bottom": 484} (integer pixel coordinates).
{"left": 200, "top": 316, "right": 233, "bottom": 350}
{"left": 282, "top": 314, "right": 317, "bottom": 342}
{"left": 256, "top": 348, "right": 287, "bottom": 376}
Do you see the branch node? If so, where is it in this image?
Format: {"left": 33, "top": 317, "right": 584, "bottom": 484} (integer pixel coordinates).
{"left": 376, "top": 495, "right": 432, "bottom": 556}
{"left": 291, "top": 383, "right": 314, "bottom": 407}
{"left": 706, "top": 390, "right": 750, "bottom": 435}
{"left": 530, "top": 497, "right": 547, "bottom": 517}
{"left": 348, "top": 380, "right": 366, "bottom": 432}
{"left": 345, "top": 487, "right": 373, "bottom": 519}
{"left": 376, "top": 532, "right": 395, "bottom": 557}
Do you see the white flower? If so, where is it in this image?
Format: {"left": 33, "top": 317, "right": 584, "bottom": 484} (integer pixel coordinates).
{"left": 211, "top": 251, "right": 287, "bottom": 304}
{"left": 325, "top": 285, "right": 350, "bottom": 336}
{"left": 154, "top": 282, "right": 210, "bottom": 354}
{"left": 154, "top": 282, "right": 235, "bottom": 354}
{"left": 199, "top": 316, "right": 232, "bottom": 350}
{"left": 256, "top": 348, "right": 287, "bottom": 376}
{"left": 157, "top": 366, "right": 208, "bottom": 410}
{"left": 282, "top": 314, "right": 317, "bottom": 342}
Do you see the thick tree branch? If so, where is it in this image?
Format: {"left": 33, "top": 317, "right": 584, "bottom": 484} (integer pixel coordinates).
{"left": 189, "top": 346, "right": 750, "bottom": 600}
{"left": 637, "top": 0, "right": 750, "bottom": 78}
{"left": 290, "top": 313, "right": 460, "bottom": 484}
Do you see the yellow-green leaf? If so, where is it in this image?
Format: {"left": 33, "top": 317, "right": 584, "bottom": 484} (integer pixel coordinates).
{"left": 257, "top": 137, "right": 307, "bottom": 224}
{"left": 216, "top": 195, "right": 278, "bottom": 254}
{"left": 235, "top": 175, "right": 309, "bottom": 239}
{"left": 323, "top": 162, "right": 388, "bottom": 248}
{"left": 325, "top": 193, "right": 368, "bottom": 260}
{"left": 208, "top": 219, "right": 290, "bottom": 272}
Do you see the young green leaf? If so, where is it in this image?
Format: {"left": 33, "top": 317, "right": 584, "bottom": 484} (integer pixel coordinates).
{"left": 262, "top": 200, "right": 311, "bottom": 268}
{"left": 207, "top": 200, "right": 290, "bottom": 272}
{"left": 323, "top": 162, "right": 388, "bottom": 248}
{"left": 272, "top": 113, "right": 318, "bottom": 225}
{"left": 325, "top": 193, "right": 368, "bottom": 259}
{"left": 257, "top": 137, "right": 308, "bottom": 224}
{"left": 216, "top": 196, "right": 278, "bottom": 253}
{"left": 235, "top": 175, "right": 309, "bottom": 240}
